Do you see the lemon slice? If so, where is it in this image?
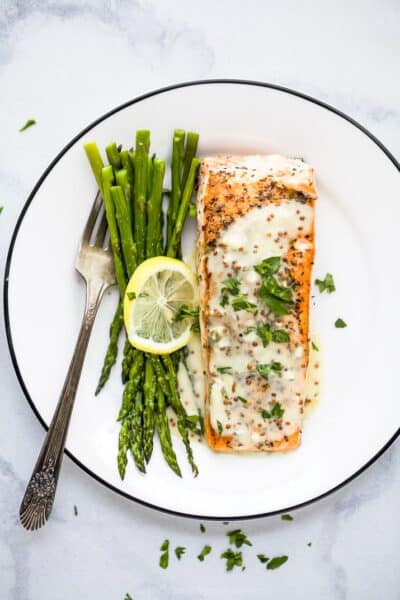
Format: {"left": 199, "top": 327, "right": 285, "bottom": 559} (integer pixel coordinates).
{"left": 124, "top": 256, "right": 198, "bottom": 354}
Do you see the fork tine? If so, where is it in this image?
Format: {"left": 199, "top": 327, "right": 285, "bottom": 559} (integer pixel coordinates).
{"left": 93, "top": 208, "right": 108, "bottom": 247}
{"left": 81, "top": 191, "right": 103, "bottom": 245}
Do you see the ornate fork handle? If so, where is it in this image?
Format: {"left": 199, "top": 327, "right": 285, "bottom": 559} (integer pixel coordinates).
{"left": 20, "top": 279, "right": 107, "bottom": 530}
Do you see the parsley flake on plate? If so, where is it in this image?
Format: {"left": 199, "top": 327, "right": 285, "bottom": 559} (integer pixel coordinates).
{"left": 315, "top": 273, "right": 335, "bottom": 293}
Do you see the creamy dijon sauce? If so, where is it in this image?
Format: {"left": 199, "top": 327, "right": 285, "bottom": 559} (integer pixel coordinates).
{"left": 205, "top": 200, "right": 313, "bottom": 448}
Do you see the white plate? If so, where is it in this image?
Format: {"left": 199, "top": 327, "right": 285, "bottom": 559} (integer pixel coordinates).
{"left": 5, "top": 80, "right": 400, "bottom": 519}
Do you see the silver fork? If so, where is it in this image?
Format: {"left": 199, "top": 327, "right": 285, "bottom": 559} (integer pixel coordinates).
{"left": 20, "top": 192, "right": 116, "bottom": 530}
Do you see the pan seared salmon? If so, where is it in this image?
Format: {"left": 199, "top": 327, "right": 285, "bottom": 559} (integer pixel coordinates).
{"left": 197, "top": 155, "right": 317, "bottom": 452}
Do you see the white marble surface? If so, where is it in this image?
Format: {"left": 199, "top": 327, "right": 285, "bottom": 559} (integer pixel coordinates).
{"left": 1, "top": 1, "right": 399, "bottom": 598}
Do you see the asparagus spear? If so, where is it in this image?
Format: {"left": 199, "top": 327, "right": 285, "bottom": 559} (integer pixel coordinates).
{"left": 111, "top": 185, "right": 136, "bottom": 276}
{"left": 95, "top": 302, "right": 123, "bottom": 395}
{"left": 161, "top": 355, "right": 198, "bottom": 476}
{"left": 143, "top": 358, "right": 156, "bottom": 462}
{"left": 167, "top": 158, "right": 200, "bottom": 258}
{"left": 129, "top": 390, "right": 146, "bottom": 473}
{"left": 106, "top": 142, "right": 122, "bottom": 171}
{"left": 116, "top": 169, "right": 133, "bottom": 227}
{"left": 166, "top": 129, "right": 185, "bottom": 247}
{"left": 84, "top": 142, "right": 105, "bottom": 191}
{"left": 155, "top": 387, "right": 182, "bottom": 477}
{"left": 134, "top": 130, "right": 150, "bottom": 263}
{"left": 121, "top": 341, "right": 136, "bottom": 384}
{"left": 101, "top": 166, "right": 127, "bottom": 295}
{"left": 146, "top": 159, "right": 166, "bottom": 258}
{"left": 117, "top": 419, "right": 130, "bottom": 480}
{"left": 118, "top": 352, "right": 144, "bottom": 421}
{"left": 181, "top": 132, "right": 199, "bottom": 190}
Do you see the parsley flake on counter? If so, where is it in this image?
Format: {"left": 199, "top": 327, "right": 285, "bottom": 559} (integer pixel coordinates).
{"left": 124, "top": 594, "right": 134, "bottom": 600}
{"left": 216, "top": 366, "right": 232, "bottom": 374}
{"left": 197, "top": 545, "right": 212, "bottom": 561}
{"left": 281, "top": 514, "right": 293, "bottom": 521}
{"left": 315, "top": 273, "right": 335, "bottom": 293}
{"left": 220, "top": 548, "right": 243, "bottom": 571}
{"left": 335, "top": 318, "right": 347, "bottom": 328}
{"left": 174, "top": 546, "right": 186, "bottom": 560}
{"left": 267, "top": 555, "right": 288, "bottom": 570}
{"left": 159, "top": 539, "right": 169, "bottom": 569}
{"left": 307, "top": 542, "right": 312, "bottom": 547}
{"left": 232, "top": 295, "right": 258, "bottom": 314}
{"left": 311, "top": 340, "right": 319, "bottom": 351}
{"left": 200, "top": 523, "right": 206, "bottom": 533}
{"left": 227, "top": 529, "right": 252, "bottom": 548}
{"left": 19, "top": 118, "right": 37, "bottom": 132}
{"left": 0, "top": 207, "right": 3, "bottom": 214}
{"left": 222, "top": 277, "right": 241, "bottom": 296}
{"left": 73, "top": 505, "right": 78, "bottom": 516}
{"left": 216, "top": 420, "right": 223, "bottom": 435}
{"left": 126, "top": 291, "right": 136, "bottom": 300}
{"left": 257, "top": 554, "right": 269, "bottom": 564}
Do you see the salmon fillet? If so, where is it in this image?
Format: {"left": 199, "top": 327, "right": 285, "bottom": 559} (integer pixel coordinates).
{"left": 197, "top": 155, "right": 317, "bottom": 452}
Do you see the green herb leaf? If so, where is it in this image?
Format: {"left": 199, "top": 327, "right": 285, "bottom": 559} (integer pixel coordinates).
{"left": 216, "top": 366, "right": 232, "bottom": 374}
{"left": 220, "top": 293, "right": 229, "bottom": 307}
{"left": 307, "top": 542, "right": 312, "bottom": 547}
{"left": 126, "top": 291, "right": 136, "bottom": 300}
{"left": 227, "top": 529, "right": 252, "bottom": 548}
{"left": 19, "top": 119, "right": 36, "bottom": 132}
{"left": 335, "top": 318, "right": 347, "bottom": 328}
{"left": 237, "top": 396, "right": 248, "bottom": 404}
{"left": 159, "top": 551, "right": 169, "bottom": 569}
{"left": 281, "top": 514, "right": 293, "bottom": 521}
{"left": 73, "top": 505, "right": 78, "bottom": 516}
{"left": 231, "top": 295, "right": 258, "bottom": 314}
{"left": 255, "top": 323, "right": 273, "bottom": 347}
{"left": 244, "top": 326, "right": 256, "bottom": 334}
{"left": 175, "top": 546, "right": 186, "bottom": 559}
{"left": 311, "top": 341, "right": 319, "bottom": 351}
{"left": 0, "top": 207, "right": 3, "bottom": 214}
{"left": 217, "top": 420, "right": 223, "bottom": 435}
{"left": 160, "top": 539, "right": 169, "bottom": 551}
{"left": 174, "top": 304, "right": 199, "bottom": 322}
{"left": 272, "top": 329, "right": 290, "bottom": 343}
{"left": 222, "top": 277, "right": 241, "bottom": 296}
{"left": 200, "top": 523, "right": 206, "bottom": 533}
{"left": 261, "top": 409, "right": 271, "bottom": 419}
{"left": 124, "top": 594, "right": 134, "bottom": 600}
{"left": 271, "top": 402, "right": 285, "bottom": 418}
{"left": 198, "top": 545, "right": 212, "bottom": 561}
{"left": 261, "top": 275, "right": 294, "bottom": 302}
{"left": 220, "top": 548, "right": 243, "bottom": 571}
{"left": 270, "top": 361, "right": 282, "bottom": 372}
{"left": 267, "top": 555, "right": 288, "bottom": 570}
{"left": 185, "top": 414, "right": 204, "bottom": 435}
{"left": 315, "top": 273, "right": 336, "bottom": 293}
{"left": 257, "top": 554, "right": 269, "bottom": 564}
{"left": 256, "top": 362, "right": 282, "bottom": 380}
{"left": 254, "top": 256, "right": 281, "bottom": 277}
{"left": 258, "top": 290, "right": 291, "bottom": 316}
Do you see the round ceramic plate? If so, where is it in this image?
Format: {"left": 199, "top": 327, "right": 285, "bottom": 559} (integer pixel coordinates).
{"left": 5, "top": 80, "right": 400, "bottom": 519}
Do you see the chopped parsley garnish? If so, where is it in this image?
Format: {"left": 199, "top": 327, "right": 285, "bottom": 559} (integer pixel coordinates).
{"left": 315, "top": 273, "right": 336, "bottom": 293}
{"left": 216, "top": 366, "right": 232, "bottom": 374}
{"left": 200, "top": 523, "right": 206, "bottom": 533}
{"left": 281, "top": 514, "right": 293, "bottom": 521}
{"left": 256, "top": 362, "right": 282, "bottom": 380}
{"left": 0, "top": 207, "right": 3, "bottom": 214}
{"left": 19, "top": 118, "right": 36, "bottom": 132}
{"left": 267, "top": 555, "right": 288, "bottom": 570}
{"left": 73, "top": 505, "right": 78, "bottom": 516}
{"left": 307, "top": 542, "right": 312, "bottom": 547}
{"left": 124, "top": 595, "right": 134, "bottom": 600}
{"left": 216, "top": 420, "right": 223, "bottom": 435}
{"left": 174, "top": 304, "right": 199, "bottom": 321}
{"left": 255, "top": 257, "right": 294, "bottom": 316}
{"left": 188, "top": 203, "right": 197, "bottom": 218}
{"left": 335, "top": 318, "right": 347, "bottom": 328}
{"left": 174, "top": 546, "right": 186, "bottom": 560}
{"left": 311, "top": 341, "right": 319, "bottom": 351}
{"left": 220, "top": 548, "right": 243, "bottom": 571}
{"left": 126, "top": 291, "right": 136, "bottom": 300}
{"left": 255, "top": 323, "right": 290, "bottom": 347}
{"left": 222, "top": 277, "right": 241, "bottom": 296}
{"left": 257, "top": 554, "right": 269, "bottom": 564}
{"left": 231, "top": 295, "right": 258, "bottom": 314}
{"left": 197, "top": 545, "right": 212, "bottom": 561}
{"left": 227, "top": 529, "right": 252, "bottom": 548}
{"left": 220, "top": 293, "right": 229, "bottom": 307}
{"left": 185, "top": 414, "right": 204, "bottom": 435}
{"left": 262, "top": 402, "right": 285, "bottom": 419}
{"left": 254, "top": 256, "right": 281, "bottom": 277}
{"left": 237, "top": 396, "right": 248, "bottom": 404}
{"left": 159, "top": 539, "right": 169, "bottom": 569}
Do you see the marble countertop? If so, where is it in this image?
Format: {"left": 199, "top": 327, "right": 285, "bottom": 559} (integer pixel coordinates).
{"left": 1, "top": 1, "right": 399, "bottom": 598}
